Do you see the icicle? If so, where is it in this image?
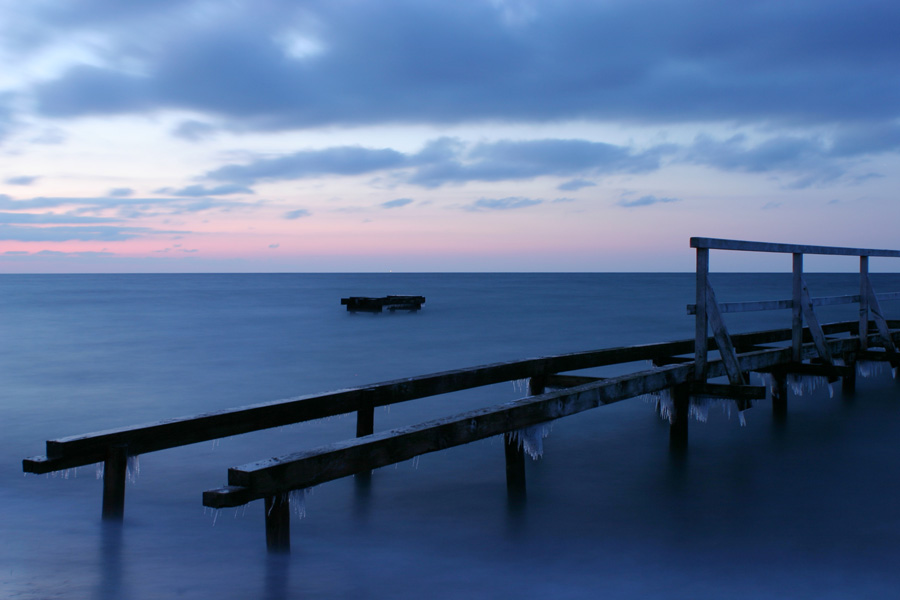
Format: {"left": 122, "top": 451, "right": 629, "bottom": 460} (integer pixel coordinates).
{"left": 509, "top": 422, "right": 554, "bottom": 460}
{"left": 687, "top": 396, "right": 748, "bottom": 426}
{"left": 858, "top": 360, "right": 887, "bottom": 379}
{"left": 788, "top": 374, "right": 829, "bottom": 397}
{"left": 511, "top": 379, "right": 529, "bottom": 395}
{"left": 96, "top": 463, "right": 104, "bottom": 480}
{"left": 656, "top": 388, "right": 675, "bottom": 423}
{"left": 412, "top": 455, "right": 420, "bottom": 470}
{"left": 286, "top": 488, "right": 311, "bottom": 519}
{"left": 126, "top": 455, "right": 140, "bottom": 484}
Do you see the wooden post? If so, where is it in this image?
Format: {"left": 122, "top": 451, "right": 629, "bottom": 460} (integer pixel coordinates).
{"left": 771, "top": 372, "right": 788, "bottom": 419}
{"left": 695, "top": 247, "right": 709, "bottom": 381}
{"left": 792, "top": 253, "right": 803, "bottom": 362}
{"left": 265, "top": 494, "right": 290, "bottom": 553}
{"left": 860, "top": 256, "right": 869, "bottom": 350}
{"left": 356, "top": 403, "right": 374, "bottom": 438}
{"left": 669, "top": 384, "right": 689, "bottom": 451}
{"left": 841, "top": 362, "right": 856, "bottom": 396}
{"left": 355, "top": 401, "right": 374, "bottom": 486}
{"left": 101, "top": 445, "right": 128, "bottom": 521}
{"left": 503, "top": 433, "right": 526, "bottom": 504}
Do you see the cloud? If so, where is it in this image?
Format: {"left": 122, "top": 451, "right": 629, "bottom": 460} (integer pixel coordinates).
{"left": 283, "top": 208, "right": 311, "bottom": 219}
{"left": 465, "top": 197, "right": 542, "bottom": 211}
{"left": 165, "top": 184, "right": 254, "bottom": 197}
{"left": 268, "top": 243, "right": 280, "bottom": 249}
{"left": 557, "top": 179, "right": 596, "bottom": 191}
{"left": 0, "top": 224, "right": 183, "bottom": 241}
{"left": 14, "top": 1, "right": 900, "bottom": 131}
{"left": 207, "top": 137, "right": 667, "bottom": 188}
{"left": 616, "top": 195, "right": 680, "bottom": 208}
{"left": 207, "top": 146, "right": 408, "bottom": 185}
{"left": 108, "top": 187, "right": 134, "bottom": 197}
{"left": 380, "top": 198, "right": 413, "bottom": 209}
{"left": 5, "top": 176, "right": 38, "bottom": 185}
{"left": 172, "top": 119, "right": 218, "bottom": 142}
{"left": 0, "top": 212, "right": 118, "bottom": 224}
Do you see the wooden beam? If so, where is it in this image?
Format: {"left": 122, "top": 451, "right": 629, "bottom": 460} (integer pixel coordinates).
{"left": 764, "top": 362, "right": 854, "bottom": 382}
{"left": 705, "top": 277, "right": 746, "bottom": 385}
{"left": 691, "top": 237, "right": 900, "bottom": 258}
{"left": 860, "top": 256, "right": 870, "bottom": 351}
{"left": 688, "top": 383, "right": 766, "bottom": 401}
{"left": 101, "top": 445, "right": 127, "bottom": 521}
{"left": 24, "top": 321, "right": 870, "bottom": 475}
{"left": 544, "top": 374, "right": 605, "bottom": 388}
{"left": 669, "top": 384, "right": 689, "bottom": 451}
{"left": 799, "top": 277, "right": 834, "bottom": 364}
{"left": 866, "top": 277, "right": 899, "bottom": 355}
{"left": 695, "top": 247, "right": 709, "bottom": 380}
{"left": 264, "top": 495, "right": 290, "bottom": 553}
{"left": 686, "top": 291, "right": 900, "bottom": 315}
{"left": 205, "top": 334, "right": 889, "bottom": 509}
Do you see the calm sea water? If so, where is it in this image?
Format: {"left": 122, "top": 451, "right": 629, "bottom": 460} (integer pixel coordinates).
{"left": 2, "top": 273, "right": 900, "bottom": 599}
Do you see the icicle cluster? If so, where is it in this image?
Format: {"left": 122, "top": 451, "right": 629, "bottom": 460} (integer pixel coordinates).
{"left": 857, "top": 360, "right": 888, "bottom": 379}
{"left": 509, "top": 422, "right": 554, "bottom": 460}
{"left": 646, "top": 387, "right": 747, "bottom": 426}
{"left": 788, "top": 374, "right": 833, "bottom": 398}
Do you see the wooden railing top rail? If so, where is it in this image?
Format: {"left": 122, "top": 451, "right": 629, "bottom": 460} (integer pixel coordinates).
{"left": 691, "top": 237, "right": 900, "bottom": 258}
{"left": 204, "top": 325, "right": 899, "bottom": 509}
{"left": 23, "top": 321, "right": 868, "bottom": 475}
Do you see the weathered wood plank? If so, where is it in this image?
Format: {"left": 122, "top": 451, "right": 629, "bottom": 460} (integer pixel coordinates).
{"left": 705, "top": 277, "right": 746, "bottom": 385}
{"left": 800, "top": 277, "right": 834, "bottom": 364}
{"left": 695, "top": 247, "right": 709, "bottom": 380}
{"left": 204, "top": 333, "right": 888, "bottom": 508}
{"left": 101, "top": 445, "right": 127, "bottom": 521}
{"left": 544, "top": 374, "right": 605, "bottom": 388}
{"left": 22, "top": 320, "right": 879, "bottom": 475}
{"left": 685, "top": 293, "right": 900, "bottom": 315}
{"left": 763, "top": 362, "right": 854, "bottom": 380}
{"left": 688, "top": 383, "right": 767, "bottom": 401}
{"left": 691, "top": 237, "right": 900, "bottom": 258}
{"left": 866, "top": 277, "right": 899, "bottom": 355}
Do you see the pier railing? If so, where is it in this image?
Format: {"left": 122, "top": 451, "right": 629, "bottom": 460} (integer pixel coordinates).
{"left": 23, "top": 237, "right": 900, "bottom": 553}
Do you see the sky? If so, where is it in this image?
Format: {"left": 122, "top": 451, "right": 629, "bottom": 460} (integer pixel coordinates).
{"left": 1, "top": 0, "right": 899, "bottom": 272}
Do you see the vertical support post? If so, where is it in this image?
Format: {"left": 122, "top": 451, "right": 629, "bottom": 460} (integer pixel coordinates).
{"left": 771, "top": 371, "right": 788, "bottom": 420}
{"left": 669, "top": 384, "right": 689, "bottom": 452}
{"left": 356, "top": 403, "right": 374, "bottom": 438}
{"left": 503, "top": 433, "right": 526, "bottom": 504}
{"left": 860, "top": 256, "right": 869, "bottom": 350}
{"left": 695, "top": 247, "right": 709, "bottom": 381}
{"left": 503, "top": 375, "right": 546, "bottom": 503}
{"left": 792, "top": 253, "right": 803, "bottom": 362}
{"left": 355, "top": 400, "right": 374, "bottom": 486}
{"left": 841, "top": 363, "right": 856, "bottom": 396}
{"left": 265, "top": 494, "right": 290, "bottom": 553}
{"left": 101, "top": 445, "right": 128, "bottom": 521}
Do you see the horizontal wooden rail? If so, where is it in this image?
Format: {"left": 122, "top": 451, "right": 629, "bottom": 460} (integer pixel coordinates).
{"left": 690, "top": 237, "right": 900, "bottom": 258}
{"left": 687, "top": 292, "right": 900, "bottom": 315}
{"left": 204, "top": 328, "right": 894, "bottom": 509}
{"left": 24, "top": 320, "right": 880, "bottom": 475}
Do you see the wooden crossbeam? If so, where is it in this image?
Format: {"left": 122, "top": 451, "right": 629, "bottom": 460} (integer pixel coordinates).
{"left": 688, "top": 383, "right": 766, "bottom": 401}
{"left": 799, "top": 277, "right": 834, "bottom": 364}
{"left": 204, "top": 332, "right": 891, "bottom": 510}
{"left": 543, "top": 374, "right": 605, "bottom": 389}
{"left": 763, "top": 362, "right": 855, "bottom": 382}
{"left": 704, "top": 276, "right": 746, "bottom": 385}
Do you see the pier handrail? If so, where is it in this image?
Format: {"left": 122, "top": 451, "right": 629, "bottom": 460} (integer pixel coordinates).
{"left": 24, "top": 319, "right": 872, "bottom": 519}
{"left": 689, "top": 237, "right": 900, "bottom": 386}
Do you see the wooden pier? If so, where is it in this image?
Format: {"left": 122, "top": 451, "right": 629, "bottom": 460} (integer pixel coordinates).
{"left": 22, "top": 238, "right": 900, "bottom": 553}
{"left": 341, "top": 295, "right": 425, "bottom": 312}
